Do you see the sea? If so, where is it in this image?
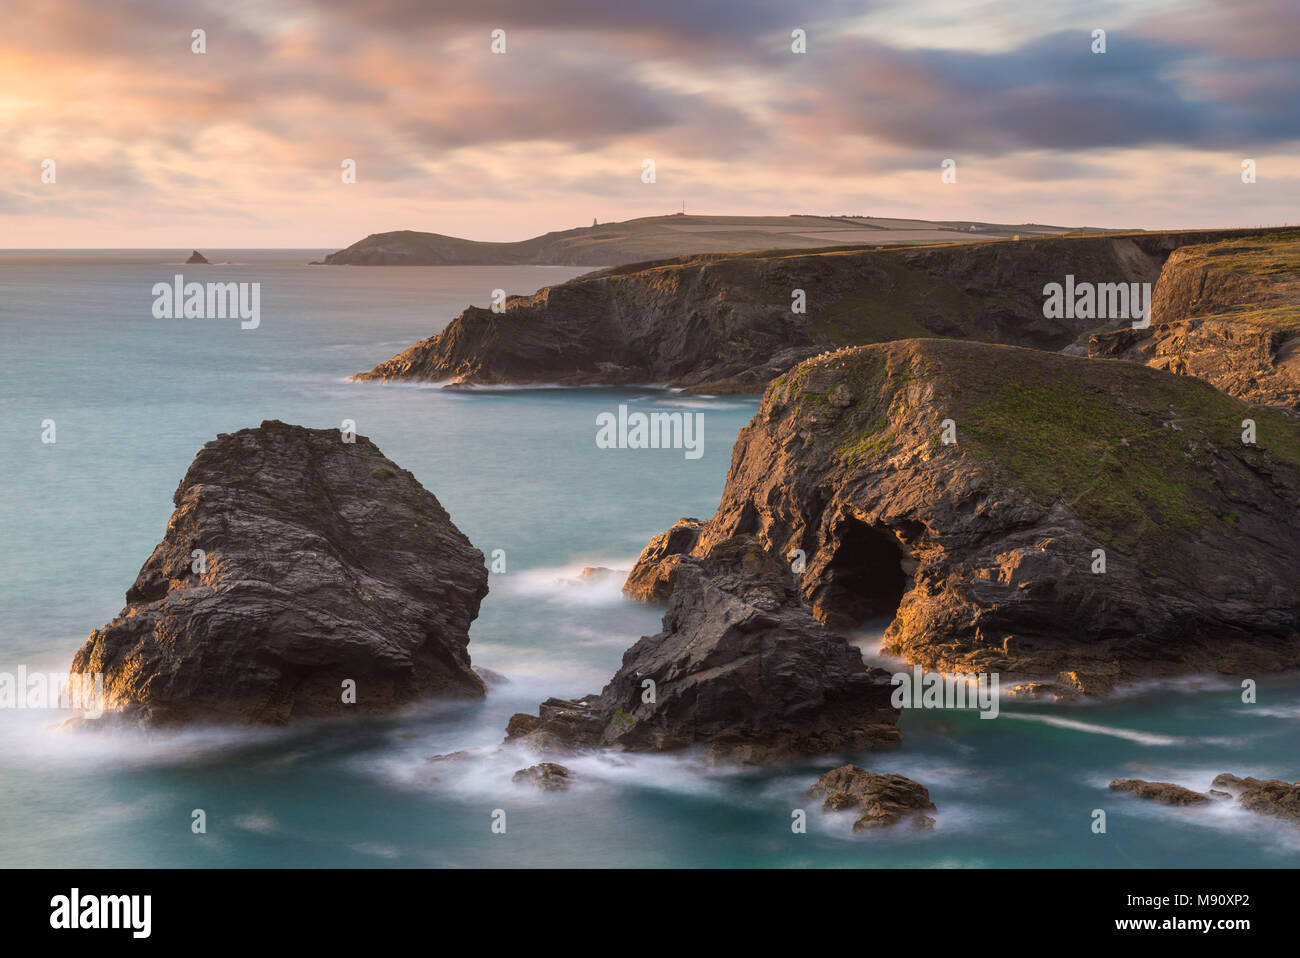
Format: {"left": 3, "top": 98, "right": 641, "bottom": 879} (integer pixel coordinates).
{"left": 0, "top": 250, "right": 1295, "bottom": 867}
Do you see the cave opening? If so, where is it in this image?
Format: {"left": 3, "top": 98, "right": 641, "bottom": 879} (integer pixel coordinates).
{"left": 816, "top": 519, "right": 911, "bottom": 630}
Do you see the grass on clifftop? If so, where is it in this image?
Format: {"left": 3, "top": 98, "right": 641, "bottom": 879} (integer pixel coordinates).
{"left": 1181, "top": 231, "right": 1300, "bottom": 329}
{"left": 770, "top": 341, "right": 1300, "bottom": 571}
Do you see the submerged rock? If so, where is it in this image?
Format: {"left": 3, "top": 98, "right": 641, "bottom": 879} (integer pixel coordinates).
{"left": 513, "top": 763, "right": 572, "bottom": 791}
{"left": 625, "top": 339, "right": 1300, "bottom": 689}
{"left": 807, "top": 765, "right": 937, "bottom": 831}
{"left": 70, "top": 420, "right": 489, "bottom": 724}
{"left": 507, "top": 543, "right": 900, "bottom": 764}
{"left": 185, "top": 250, "right": 210, "bottom": 264}
{"left": 1109, "top": 779, "right": 1212, "bottom": 806}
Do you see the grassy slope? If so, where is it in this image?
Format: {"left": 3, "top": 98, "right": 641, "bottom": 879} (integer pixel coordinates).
{"left": 767, "top": 341, "right": 1300, "bottom": 570}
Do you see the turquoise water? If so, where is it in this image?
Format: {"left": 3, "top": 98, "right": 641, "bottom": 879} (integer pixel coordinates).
{"left": 0, "top": 251, "right": 1296, "bottom": 867}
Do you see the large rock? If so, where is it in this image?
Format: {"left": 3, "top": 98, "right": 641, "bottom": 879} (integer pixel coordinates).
{"left": 506, "top": 542, "right": 900, "bottom": 764}
{"left": 70, "top": 420, "right": 489, "bottom": 724}
{"left": 1090, "top": 232, "right": 1300, "bottom": 410}
{"left": 354, "top": 229, "right": 1279, "bottom": 394}
{"left": 625, "top": 339, "right": 1300, "bottom": 691}
{"left": 807, "top": 765, "right": 937, "bottom": 831}
{"left": 184, "top": 250, "right": 210, "bottom": 264}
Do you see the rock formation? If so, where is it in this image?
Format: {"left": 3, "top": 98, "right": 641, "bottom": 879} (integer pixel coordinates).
{"left": 1212, "top": 773, "right": 1300, "bottom": 825}
{"left": 1090, "top": 231, "right": 1300, "bottom": 410}
{"left": 513, "top": 763, "right": 572, "bottom": 791}
{"left": 354, "top": 228, "right": 1280, "bottom": 394}
{"left": 1108, "top": 779, "right": 1212, "bottom": 806}
{"left": 624, "top": 339, "right": 1300, "bottom": 691}
{"left": 185, "top": 250, "right": 210, "bottom": 264}
{"left": 70, "top": 420, "right": 489, "bottom": 724}
{"left": 506, "top": 541, "right": 900, "bottom": 764}
{"left": 807, "top": 765, "right": 937, "bottom": 831}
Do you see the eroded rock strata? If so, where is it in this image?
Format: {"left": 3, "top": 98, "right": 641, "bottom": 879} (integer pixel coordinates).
{"left": 355, "top": 228, "right": 1280, "bottom": 394}
{"left": 71, "top": 420, "right": 488, "bottom": 724}
{"left": 1090, "top": 232, "right": 1300, "bottom": 410}
{"left": 625, "top": 339, "right": 1300, "bottom": 691}
{"left": 506, "top": 541, "right": 900, "bottom": 764}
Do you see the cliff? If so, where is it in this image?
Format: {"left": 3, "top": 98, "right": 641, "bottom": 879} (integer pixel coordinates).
{"left": 1090, "top": 231, "right": 1300, "bottom": 409}
{"left": 623, "top": 339, "right": 1300, "bottom": 693}
{"left": 354, "top": 228, "right": 1280, "bottom": 394}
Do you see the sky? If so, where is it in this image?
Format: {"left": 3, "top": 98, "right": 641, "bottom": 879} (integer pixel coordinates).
{"left": 2, "top": 0, "right": 1296, "bottom": 247}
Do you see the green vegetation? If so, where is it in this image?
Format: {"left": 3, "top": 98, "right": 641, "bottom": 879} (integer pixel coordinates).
{"left": 372, "top": 467, "right": 396, "bottom": 479}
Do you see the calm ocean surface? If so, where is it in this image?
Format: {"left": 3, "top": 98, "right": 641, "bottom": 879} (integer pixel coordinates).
{"left": 0, "top": 250, "right": 1295, "bottom": 867}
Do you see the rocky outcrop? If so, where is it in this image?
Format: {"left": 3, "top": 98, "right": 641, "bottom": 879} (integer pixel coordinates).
{"left": 1108, "top": 779, "right": 1213, "bottom": 806}
{"left": 625, "top": 339, "right": 1300, "bottom": 691}
{"left": 70, "top": 420, "right": 489, "bottom": 725}
{"left": 621, "top": 518, "right": 703, "bottom": 602}
{"left": 1212, "top": 774, "right": 1300, "bottom": 825}
{"left": 185, "top": 250, "right": 210, "bottom": 264}
{"left": 513, "top": 763, "right": 572, "bottom": 791}
{"left": 807, "top": 765, "right": 937, "bottom": 831}
{"left": 354, "top": 229, "right": 1280, "bottom": 394}
{"left": 1090, "top": 232, "right": 1300, "bottom": 410}
{"left": 506, "top": 541, "right": 900, "bottom": 764}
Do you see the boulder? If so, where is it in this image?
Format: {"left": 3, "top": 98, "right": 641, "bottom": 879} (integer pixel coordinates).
{"left": 1108, "top": 778, "right": 1212, "bottom": 806}
{"left": 807, "top": 765, "right": 937, "bottom": 831}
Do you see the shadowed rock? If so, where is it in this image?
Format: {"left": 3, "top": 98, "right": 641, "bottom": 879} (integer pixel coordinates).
{"left": 507, "top": 542, "right": 900, "bottom": 764}
{"left": 70, "top": 420, "right": 488, "bottom": 725}
{"left": 1212, "top": 773, "right": 1300, "bottom": 825}
{"left": 185, "top": 250, "right": 210, "bottom": 264}
{"left": 513, "top": 763, "right": 572, "bottom": 791}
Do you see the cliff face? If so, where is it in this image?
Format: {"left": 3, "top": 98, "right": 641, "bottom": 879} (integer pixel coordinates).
{"left": 624, "top": 339, "right": 1300, "bottom": 692}
{"left": 355, "top": 229, "right": 1279, "bottom": 394}
{"left": 71, "top": 421, "right": 489, "bottom": 725}
{"left": 1090, "top": 232, "right": 1300, "bottom": 410}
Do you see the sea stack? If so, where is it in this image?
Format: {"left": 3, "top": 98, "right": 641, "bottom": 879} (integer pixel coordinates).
{"left": 625, "top": 339, "right": 1300, "bottom": 693}
{"left": 70, "top": 420, "right": 489, "bottom": 725}
{"left": 185, "top": 250, "right": 210, "bottom": 264}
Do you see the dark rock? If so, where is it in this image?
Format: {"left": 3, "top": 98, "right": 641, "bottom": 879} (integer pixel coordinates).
{"left": 1109, "top": 778, "right": 1212, "bottom": 806}
{"left": 70, "top": 420, "right": 488, "bottom": 725}
{"left": 507, "top": 544, "right": 900, "bottom": 764}
{"left": 185, "top": 250, "right": 210, "bottom": 264}
{"left": 625, "top": 339, "right": 1300, "bottom": 688}
{"left": 513, "top": 762, "right": 572, "bottom": 791}
{"left": 807, "top": 765, "right": 937, "bottom": 831}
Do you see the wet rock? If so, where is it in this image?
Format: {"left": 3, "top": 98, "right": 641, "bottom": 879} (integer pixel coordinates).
{"left": 1212, "top": 773, "right": 1300, "bottom": 825}
{"left": 513, "top": 763, "right": 572, "bottom": 791}
{"left": 1109, "top": 779, "right": 1212, "bottom": 806}
{"left": 507, "top": 544, "right": 900, "bottom": 764}
{"left": 807, "top": 765, "right": 937, "bottom": 831}
{"left": 70, "top": 420, "right": 489, "bottom": 725}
